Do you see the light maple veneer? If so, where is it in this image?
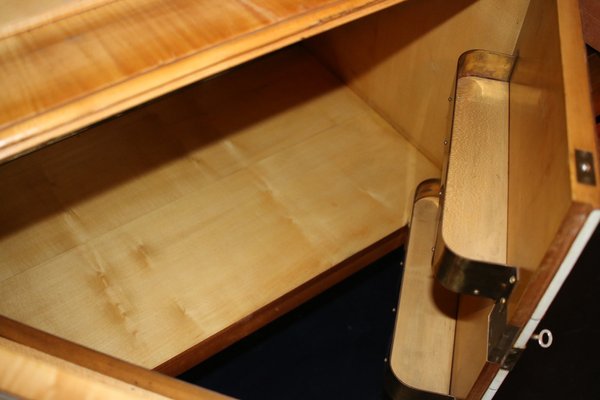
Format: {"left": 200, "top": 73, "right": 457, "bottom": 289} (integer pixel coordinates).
{"left": 0, "top": 47, "right": 438, "bottom": 371}
{"left": 0, "top": 0, "right": 408, "bottom": 162}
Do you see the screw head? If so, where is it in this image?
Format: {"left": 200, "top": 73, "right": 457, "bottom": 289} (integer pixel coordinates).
{"left": 580, "top": 162, "right": 592, "bottom": 173}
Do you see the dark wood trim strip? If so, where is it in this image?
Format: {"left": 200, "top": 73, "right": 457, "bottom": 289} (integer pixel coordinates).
{"left": 587, "top": 51, "right": 600, "bottom": 119}
{"left": 581, "top": 0, "right": 600, "bottom": 51}
{"left": 466, "top": 203, "right": 593, "bottom": 399}
{"left": 155, "top": 227, "right": 408, "bottom": 375}
{"left": 465, "top": 362, "right": 500, "bottom": 400}
{"left": 0, "top": 316, "right": 229, "bottom": 399}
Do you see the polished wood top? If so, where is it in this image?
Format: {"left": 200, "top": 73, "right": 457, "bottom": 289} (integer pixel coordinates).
{"left": 0, "top": 0, "right": 405, "bottom": 162}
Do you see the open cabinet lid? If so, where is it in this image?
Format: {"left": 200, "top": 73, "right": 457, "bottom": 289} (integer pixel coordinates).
{"left": 387, "top": 0, "right": 600, "bottom": 399}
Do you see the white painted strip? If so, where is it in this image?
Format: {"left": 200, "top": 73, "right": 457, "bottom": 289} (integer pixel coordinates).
{"left": 515, "top": 317, "right": 540, "bottom": 349}
{"left": 513, "top": 210, "right": 600, "bottom": 349}
{"left": 481, "top": 369, "right": 509, "bottom": 399}
{"left": 481, "top": 388, "right": 497, "bottom": 400}
{"left": 489, "top": 369, "right": 509, "bottom": 390}
{"left": 484, "top": 210, "right": 600, "bottom": 399}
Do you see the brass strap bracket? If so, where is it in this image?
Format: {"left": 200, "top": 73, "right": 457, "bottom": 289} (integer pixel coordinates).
{"left": 432, "top": 227, "right": 517, "bottom": 301}
{"left": 433, "top": 49, "right": 519, "bottom": 302}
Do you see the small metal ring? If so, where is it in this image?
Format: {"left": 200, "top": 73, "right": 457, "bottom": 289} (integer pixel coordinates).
{"left": 536, "top": 329, "right": 553, "bottom": 348}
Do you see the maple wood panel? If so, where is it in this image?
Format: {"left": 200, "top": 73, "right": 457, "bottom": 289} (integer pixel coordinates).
{"left": 0, "top": 47, "right": 438, "bottom": 370}
{"left": 308, "top": 0, "right": 530, "bottom": 167}
{"left": 0, "top": 0, "right": 407, "bottom": 162}
{"left": 0, "top": 317, "right": 229, "bottom": 400}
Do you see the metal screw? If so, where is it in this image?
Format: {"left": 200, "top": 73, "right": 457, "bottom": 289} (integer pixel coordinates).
{"left": 580, "top": 162, "right": 592, "bottom": 173}
{"left": 509, "top": 276, "right": 516, "bottom": 284}
{"left": 500, "top": 297, "right": 506, "bottom": 304}
{"left": 443, "top": 139, "right": 449, "bottom": 145}
{"left": 473, "top": 289, "right": 480, "bottom": 295}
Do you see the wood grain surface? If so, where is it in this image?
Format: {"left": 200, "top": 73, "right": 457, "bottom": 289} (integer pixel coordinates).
{"left": 0, "top": 337, "right": 170, "bottom": 400}
{"left": 0, "top": 0, "right": 407, "bottom": 162}
{"left": 508, "top": 0, "right": 573, "bottom": 301}
{"left": 507, "top": 0, "right": 599, "bottom": 316}
{"left": 557, "top": 0, "right": 600, "bottom": 207}
{"left": 0, "top": 47, "right": 438, "bottom": 370}
{"left": 580, "top": 0, "right": 600, "bottom": 51}
{"left": 465, "top": 0, "right": 599, "bottom": 397}
{"left": 442, "top": 76, "right": 508, "bottom": 399}
{"left": 587, "top": 51, "right": 600, "bottom": 117}
{"left": 390, "top": 193, "right": 457, "bottom": 395}
{"left": 157, "top": 227, "right": 408, "bottom": 375}
{"left": 308, "top": 0, "right": 530, "bottom": 167}
{"left": 0, "top": 316, "right": 230, "bottom": 399}
{"left": 442, "top": 77, "right": 508, "bottom": 264}
{"left": 0, "top": 0, "right": 113, "bottom": 39}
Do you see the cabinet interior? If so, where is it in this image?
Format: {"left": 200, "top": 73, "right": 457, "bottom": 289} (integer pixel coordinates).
{"left": 2, "top": 2, "right": 597, "bottom": 397}
{"left": 0, "top": 44, "right": 440, "bottom": 370}
{"left": 0, "top": 0, "right": 529, "bottom": 374}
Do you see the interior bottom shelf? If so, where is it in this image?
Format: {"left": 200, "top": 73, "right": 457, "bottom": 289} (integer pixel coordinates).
{"left": 0, "top": 46, "right": 437, "bottom": 371}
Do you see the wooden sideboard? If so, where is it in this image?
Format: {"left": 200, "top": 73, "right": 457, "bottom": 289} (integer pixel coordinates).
{"left": 1, "top": 1, "right": 599, "bottom": 398}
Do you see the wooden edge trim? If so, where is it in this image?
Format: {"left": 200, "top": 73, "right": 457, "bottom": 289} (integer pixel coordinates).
{"left": 465, "top": 202, "right": 592, "bottom": 399}
{"left": 557, "top": 0, "right": 600, "bottom": 207}
{"left": 155, "top": 227, "right": 408, "bottom": 376}
{"left": 0, "top": 318, "right": 228, "bottom": 399}
{"left": 465, "top": 363, "right": 500, "bottom": 400}
{"left": 508, "top": 202, "right": 592, "bottom": 328}
{"left": 581, "top": 0, "right": 600, "bottom": 51}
